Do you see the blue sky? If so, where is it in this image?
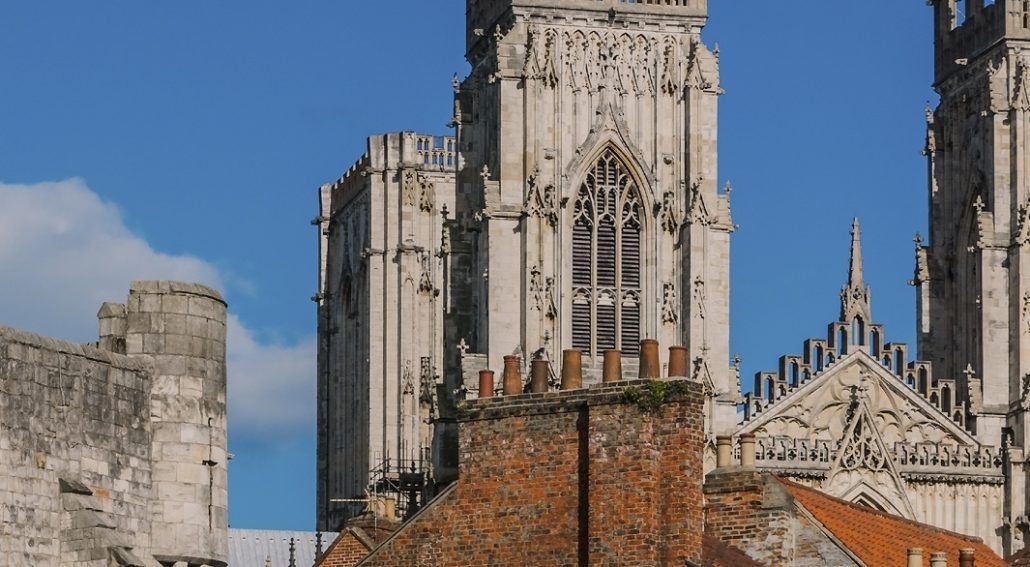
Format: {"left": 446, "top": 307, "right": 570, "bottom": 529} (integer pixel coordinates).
{"left": 0, "top": 1, "right": 932, "bottom": 530}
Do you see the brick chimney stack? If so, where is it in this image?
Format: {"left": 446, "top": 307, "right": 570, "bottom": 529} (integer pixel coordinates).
{"left": 358, "top": 341, "right": 705, "bottom": 566}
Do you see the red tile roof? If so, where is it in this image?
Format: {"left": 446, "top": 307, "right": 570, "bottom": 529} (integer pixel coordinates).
{"left": 702, "top": 534, "right": 762, "bottom": 567}
{"left": 777, "top": 477, "right": 1006, "bottom": 567}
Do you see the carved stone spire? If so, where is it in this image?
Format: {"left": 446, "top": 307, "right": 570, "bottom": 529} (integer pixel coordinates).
{"left": 848, "top": 217, "right": 864, "bottom": 288}
{"left": 840, "top": 218, "right": 872, "bottom": 323}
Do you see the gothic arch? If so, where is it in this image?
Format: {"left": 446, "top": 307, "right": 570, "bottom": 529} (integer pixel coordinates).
{"left": 565, "top": 144, "right": 655, "bottom": 358}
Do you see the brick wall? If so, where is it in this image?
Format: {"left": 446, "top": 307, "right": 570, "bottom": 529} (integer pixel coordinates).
{"left": 703, "top": 469, "right": 795, "bottom": 565}
{"left": 318, "top": 530, "right": 372, "bottom": 567}
{"left": 358, "top": 379, "right": 705, "bottom": 566}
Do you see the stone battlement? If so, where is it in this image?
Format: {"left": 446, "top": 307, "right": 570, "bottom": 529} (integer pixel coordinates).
{"left": 0, "top": 280, "right": 229, "bottom": 567}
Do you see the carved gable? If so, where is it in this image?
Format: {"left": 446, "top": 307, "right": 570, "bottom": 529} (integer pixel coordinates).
{"left": 740, "top": 352, "right": 977, "bottom": 449}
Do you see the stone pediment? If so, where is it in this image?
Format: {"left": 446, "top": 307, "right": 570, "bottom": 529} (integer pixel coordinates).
{"left": 738, "top": 350, "right": 978, "bottom": 449}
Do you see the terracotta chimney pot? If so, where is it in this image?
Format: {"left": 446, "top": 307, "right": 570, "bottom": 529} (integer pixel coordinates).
{"left": 959, "top": 548, "right": 975, "bottom": 567}
{"left": 502, "top": 355, "right": 522, "bottom": 396}
{"left": 907, "top": 548, "right": 923, "bottom": 567}
{"left": 639, "top": 339, "right": 660, "bottom": 379}
{"left": 930, "top": 551, "right": 947, "bottom": 567}
{"left": 561, "top": 349, "right": 583, "bottom": 390}
{"left": 530, "top": 359, "right": 550, "bottom": 393}
{"left": 602, "top": 349, "right": 622, "bottom": 383}
{"left": 478, "top": 369, "right": 495, "bottom": 399}
{"left": 668, "top": 346, "right": 689, "bottom": 377}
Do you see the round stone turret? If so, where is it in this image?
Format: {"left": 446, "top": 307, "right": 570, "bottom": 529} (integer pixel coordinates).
{"left": 124, "top": 280, "right": 228, "bottom": 566}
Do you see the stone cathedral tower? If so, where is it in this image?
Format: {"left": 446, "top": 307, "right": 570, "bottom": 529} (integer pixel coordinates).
{"left": 316, "top": 0, "right": 735, "bottom": 530}
{"left": 918, "top": 0, "right": 1030, "bottom": 449}
{"left": 450, "top": 0, "right": 733, "bottom": 416}
{"left": 918, "top": 0, "right": 1030, "bottom": 551}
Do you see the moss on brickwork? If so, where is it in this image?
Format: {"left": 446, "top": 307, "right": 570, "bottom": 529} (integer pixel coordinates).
{"left": 623, "top": 380, "right": 693, "bottom": 412}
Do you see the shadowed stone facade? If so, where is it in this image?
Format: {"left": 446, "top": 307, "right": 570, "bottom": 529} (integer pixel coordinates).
{"left": 0, "top": 281, "right": 228, "bottom": 567}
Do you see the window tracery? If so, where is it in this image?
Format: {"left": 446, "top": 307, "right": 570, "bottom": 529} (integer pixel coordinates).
{"left": 571, "top": 149, "right": 643, "bottom": 356}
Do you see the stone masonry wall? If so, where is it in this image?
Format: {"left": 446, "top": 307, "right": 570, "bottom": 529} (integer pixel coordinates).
{"left": 0, "top": 326, "right": 155, "bottom": 567}
{"left": 358, "top": 379, "right": 705, "bottom": 566}
{"left": 0, "top": 280, "right": 228, "bottom": 567}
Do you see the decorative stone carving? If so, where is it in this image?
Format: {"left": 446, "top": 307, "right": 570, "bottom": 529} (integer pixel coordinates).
{"left": 1013, "top": 56, "right": 1030, "bottom": 112}
{"left": 419, "top": 357, "right": 435, "bottom": 406}
{"left": 693, "top": 276, "right": 706, "bottom": 320}
{"left": 525, "top": 168, "right": 557, "bottom": 225}
{"left": 684, "top": 36, "right": 710, "bottom": 91}
{"left": 657, "top": 190, "right": 681, "bottom": 234}
{"left": 418, "top": 252, "right": 434, "bottom": 294}
{"left": 662, "top": 281, "right": 679, "bottom": 324}
{"left": 544, "top": 277, "right": 557, "bottom": 320}
{"left": 1015, "top": 198, "right": 1030, "bottom": 246}
{"left": 1023, "top": 292, "right": 1030, "bottom": 335}
{"left": 419, "top": 176, "right": 435, "bottom": 213}
{"left": 659, "top": 38, "right": 679, "bottom": 95}
{"left": 523, "top": 26, "right": 558, "bottom": 88}
{"left": 530, "top": 265, "right": 545, "bottom": 313}
{"left": 687, "top": 178, "right": 711, "bottom": 226}
{"left": 402, "top": 169, "right": 418, "bottom": 206}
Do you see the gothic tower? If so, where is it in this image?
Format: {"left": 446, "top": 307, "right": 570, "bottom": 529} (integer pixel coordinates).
{"left": 449, "top": 0, "right": 735, "bottom": 431}
{"left": 919, "top": 0, "right": 1030, "bottom": 444}
{"left": 917, "top": 0, "right": 1030, "bottom": 550}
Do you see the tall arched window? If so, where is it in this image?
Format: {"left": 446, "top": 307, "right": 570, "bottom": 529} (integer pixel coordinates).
{"left": 571, "top": 149, "right": 642, "bottom": 356}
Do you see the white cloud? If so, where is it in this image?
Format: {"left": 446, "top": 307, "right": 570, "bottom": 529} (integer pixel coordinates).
{"left": 226, "top": 315, "right": 317, "bottom": 438}
{"left": 0, "top": 179, "right": 314, "bottom": 438}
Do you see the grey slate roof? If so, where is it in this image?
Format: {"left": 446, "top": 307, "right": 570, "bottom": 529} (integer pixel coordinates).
{"left": 228, "top": 529, "right": 338, "bottom": 567}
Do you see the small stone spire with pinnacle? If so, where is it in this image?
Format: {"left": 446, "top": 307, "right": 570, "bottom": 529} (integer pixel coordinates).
{"left": 840, "top": 218, "right": 872, "bottom": 323}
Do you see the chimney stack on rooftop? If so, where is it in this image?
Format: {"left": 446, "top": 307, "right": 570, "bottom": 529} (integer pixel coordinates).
{"left": 959, "top": 548, "right": 975, "bottom": 567}
{"left": 907, "top": 548, "right": 923, "bottom": 567}
{"left": 930, "top": 551, "right": 948, "bottom": 567}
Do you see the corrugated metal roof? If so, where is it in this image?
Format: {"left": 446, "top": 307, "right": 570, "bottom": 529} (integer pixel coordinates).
{"left": 228, "top": 529, "right": 338, "bottom": 567}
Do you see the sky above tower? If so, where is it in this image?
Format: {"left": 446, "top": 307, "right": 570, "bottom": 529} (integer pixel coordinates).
{"left": 0, "top": 1, "right": 932, "bottom": 529}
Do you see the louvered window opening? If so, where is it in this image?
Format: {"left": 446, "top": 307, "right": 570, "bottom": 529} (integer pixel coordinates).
{"left": 572, "top": 149, "right": 642, "bottom": 357}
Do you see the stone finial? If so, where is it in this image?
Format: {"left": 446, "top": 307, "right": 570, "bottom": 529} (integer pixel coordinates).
{"left": 288, "top": 537, "right": 296, "bottom": 567}
{"left": 840, "top": 218, "right": 872, "bottom": 323}
{"left": 849, "top": 218, "right": 864, "bottom": 288}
